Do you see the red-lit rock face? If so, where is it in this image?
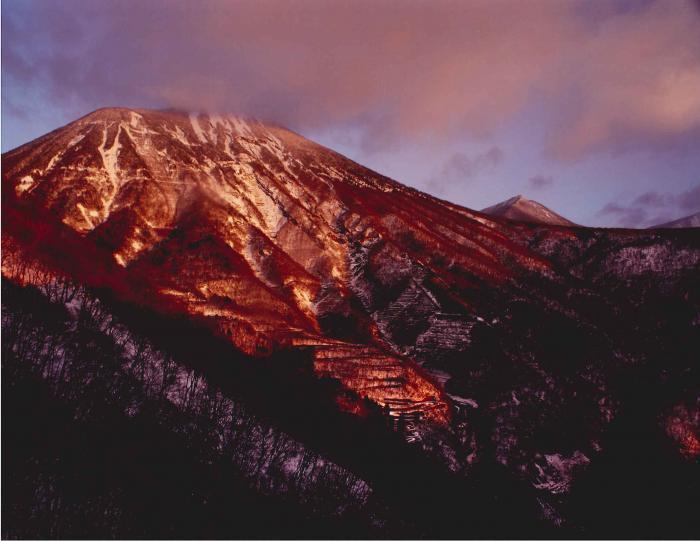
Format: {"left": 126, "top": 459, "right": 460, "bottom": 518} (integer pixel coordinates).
{"left": 3, "top": 107, "right": 547, "bottom": 425}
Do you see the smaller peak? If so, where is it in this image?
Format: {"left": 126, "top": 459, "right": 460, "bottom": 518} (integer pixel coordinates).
{"left": 481, "top": 194, "right": 575, "bottom": 226}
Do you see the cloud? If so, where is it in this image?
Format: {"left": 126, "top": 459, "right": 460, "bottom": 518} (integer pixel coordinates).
{"left": 544, "top": 0, "right": 700, "bottom": 160}
{"left": 597, "top": 202, "right": 649, "bottom": 227}
{"left": 597, "top": 183, "right": 700, "bottom": 227}
{"left": 441, "top": 147, "right": 504, "bottom": 180}
{"left": 632, "top": 191, "right": 673, "bottom": 207}
{"left": 2, "top": 0, "right": 699, "bottom": 159}
{"left": 677, "top": 184, "right": 700, "bottom": 211}
{"left": 427, "top": 147, "right": 504, "bottom": 193}
{"left": 528, "top": 175, "right": 554, "bottom": 190}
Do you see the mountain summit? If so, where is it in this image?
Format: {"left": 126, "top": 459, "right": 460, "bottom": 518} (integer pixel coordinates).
{"left": 481, "top": 194, "right": 576, "bottom": 226}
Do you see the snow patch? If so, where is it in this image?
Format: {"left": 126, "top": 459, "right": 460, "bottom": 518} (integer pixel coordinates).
{"left": 448, "top": 395, "right": 479, "bottom": 408}
{"left": 189, "top": 113, "right": 208, "bottom": 143}
{"left": 289, "top": 282, "right": 316, "bottom": 315}
{"left": 98, "top": 124, "right": 123, "bottom": 214}
{"left": 129, "top": 111, "right": 143, "bottom": 128}
{"left": 76, "top": 203, "right": 95, "bottom": 229}
{"left": 533, "top": 451, "right": 590, "bottom": 495}
{"left": 170, "top": 125, "right": 191, "bottom": 146}
{"left": 208, "top": 114, "right": 232, "bottom": 143}
{"left": 45, "top": 152, "right": 64, "bottom": 172}
{"left": 228, "top": 116, "right": 253, "bottom": 138}
{"left": 15, "top": 175, "right": 35, "bottom": 195}
{"left": 68, "top": 133, "right": 86, "bottom": 147}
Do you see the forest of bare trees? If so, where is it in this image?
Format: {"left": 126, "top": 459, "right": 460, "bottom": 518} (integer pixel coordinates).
{"left": 2, "top": 272, "right": 395, "bottom": 538}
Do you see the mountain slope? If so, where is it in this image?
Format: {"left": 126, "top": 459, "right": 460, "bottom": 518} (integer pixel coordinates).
{"left": 2, "top": 108, "right": 548, "bottom": 425}
{"left": 481, "top": 194, "right": 576, "bottom": 226}
{"left": 650, "top": 211, "right": 700, "bottom": 228}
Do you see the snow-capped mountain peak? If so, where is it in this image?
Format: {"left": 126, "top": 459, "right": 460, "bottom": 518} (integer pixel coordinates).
{"left": 480, "top": 194, "right": 575, "bottom": 226}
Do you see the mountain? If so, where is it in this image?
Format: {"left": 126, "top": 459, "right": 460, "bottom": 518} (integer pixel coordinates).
{"left": 650, "top": 211, "right": 700, "bottom": 228}
{"left": 3, "top": 108, "right": 699, "bottom": 537}
{"left": 1, "top": 107, "right": 542, "bottom": 425}
{"left": 481, "top": 194, "right": 576, "bottom": 226}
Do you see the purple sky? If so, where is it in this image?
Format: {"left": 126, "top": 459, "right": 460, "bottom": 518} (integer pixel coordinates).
{"left": 3, "top": 0, "right": 699, "bottom": 227}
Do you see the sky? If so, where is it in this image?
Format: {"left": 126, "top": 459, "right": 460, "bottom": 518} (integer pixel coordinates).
{"left": 2, "top": 0, "right": 700, "bottom": 227}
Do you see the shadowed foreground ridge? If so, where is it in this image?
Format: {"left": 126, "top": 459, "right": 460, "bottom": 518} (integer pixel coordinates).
{"left": 2, "top": 108, "right": 699, "bottom": 538}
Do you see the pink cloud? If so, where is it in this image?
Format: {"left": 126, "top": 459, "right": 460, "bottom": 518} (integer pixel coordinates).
{"left": 3, "top": 0, "right": 700, "bottom": 159}
{"left": 529, "top": 175, "right": 554, "bottom": 190}
{"left": 597, "top": 183, "right": 700, "bottom": 227}
{"left": 427, "top": 146, "right": 504, "bottom": 193}
{"left": 441, "top": 147, "right": 505, "bottom": 179}
{"left": 544, "top": 1, "right": 700, "bottom": 160}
